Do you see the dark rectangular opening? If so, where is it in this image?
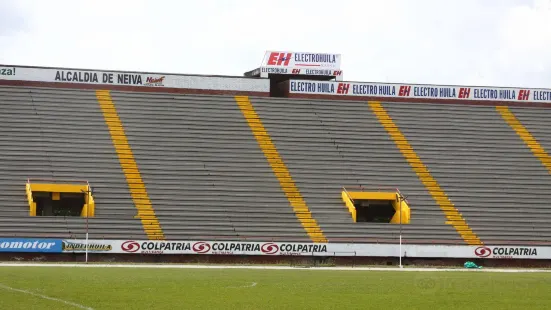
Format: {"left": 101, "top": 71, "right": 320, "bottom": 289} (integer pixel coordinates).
{"left": 355, "top": 200, "right": 396, "bottom": 223}
{"left": 34, "top": 192, "right": 85, "bottom": 216}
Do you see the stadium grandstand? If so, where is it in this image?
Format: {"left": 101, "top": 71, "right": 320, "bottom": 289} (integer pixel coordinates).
{"left": 0, "top": 51, "right": 550, "bottom": 261}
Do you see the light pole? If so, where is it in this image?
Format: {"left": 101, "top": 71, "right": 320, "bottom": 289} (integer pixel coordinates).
{"left": 81, "top": 188, "right": 90, "bottom": 264}
{"left": 398, "top": 193, "right": 403, "bottom": 268}
{"left": 85, "top": 198, "right": 89, "bottom": 264}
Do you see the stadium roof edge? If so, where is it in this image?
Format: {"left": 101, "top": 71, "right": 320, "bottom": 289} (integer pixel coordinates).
{"left": 1, "top": 63, "right": 548, "bottom": 91}
{"left": 2, "top": 63, "right": 551, "bottom": 107}
{"left": 0, "top": 63, "right": 261, "bottom": 80}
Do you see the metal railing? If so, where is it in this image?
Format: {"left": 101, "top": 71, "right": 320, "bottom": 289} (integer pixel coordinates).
{"left": 26, "top": 178, "right": 90, "bottom": 185}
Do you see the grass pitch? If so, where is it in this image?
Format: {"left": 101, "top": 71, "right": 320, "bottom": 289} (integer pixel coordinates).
{"left": 0, "top": 266, "right": 549, "bottom": 309}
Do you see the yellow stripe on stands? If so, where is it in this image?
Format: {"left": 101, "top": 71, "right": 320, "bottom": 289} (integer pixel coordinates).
{"left": 95, "top": 90, "right": 165, "bottom": 240}
{"left": 369, "top": 101, "right": 483, "bottom": 245}
{"left": 234, "top": 96, "right": 327, "bottom": 243}
{"left": 497, "top": 106, "right": 551, "bottom": 173}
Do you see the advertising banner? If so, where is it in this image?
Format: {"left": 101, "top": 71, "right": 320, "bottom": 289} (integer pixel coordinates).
{"left": 59, "top": 239, "right": 551, "bottom": 259}
{"left": 258, "top": 52, "right": 343, "bottom": 81}
{"left": 262, "top": 52, "right": 341, "bottom": 69}
{"left": 289, "top": 80, "right": 551, "bottom": 103}
{"left": 0, "top": 238, "right": 62, "bottom": 253}
{"left": 0, "top": 65, "right": 269, "bottom": 92}
{"left": 61, "top": 239, "right": 114, "bottom": 253}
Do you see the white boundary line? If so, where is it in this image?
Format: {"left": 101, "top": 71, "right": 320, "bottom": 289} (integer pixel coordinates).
{"left": 227, "top": 282, "right": 257, "bottom": 288}
{"left": 0, "top": 282, "right": 94, "bottom": 310}
{"left": 0, "top": 263, "right": 549, "bottom": 273}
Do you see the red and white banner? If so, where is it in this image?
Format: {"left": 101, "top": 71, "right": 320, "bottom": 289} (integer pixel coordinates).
{"left": 289, "top": 80, "right": 551, "bottom": 103}
{"left": 262, "top": 51, "right": 341, "bottom": 69}
{"left": 59, "top": 239, "right": 551, "bottom": 259}
{"left": 258, "top": 52, "right": 343, "bottom": 80}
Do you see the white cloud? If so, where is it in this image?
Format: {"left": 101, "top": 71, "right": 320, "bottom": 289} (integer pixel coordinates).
{"left": 1, "top": 0, "right": 550, "bottom": 88}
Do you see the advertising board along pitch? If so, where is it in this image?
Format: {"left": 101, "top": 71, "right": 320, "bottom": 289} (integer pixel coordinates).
{"left": 54, "top": 239, "right": 551, "bottom": 259}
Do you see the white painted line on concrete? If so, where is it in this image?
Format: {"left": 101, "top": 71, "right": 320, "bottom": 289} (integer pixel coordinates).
{"left": 0, "top": 282, "right": 94, "bottom": 310}
{"left": 0, "top": 263, "right": 549, "bottom": 273}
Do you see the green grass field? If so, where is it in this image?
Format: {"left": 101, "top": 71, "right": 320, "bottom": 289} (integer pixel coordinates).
{"left": 0, "top": 266, "right": 550, "bottom": 310}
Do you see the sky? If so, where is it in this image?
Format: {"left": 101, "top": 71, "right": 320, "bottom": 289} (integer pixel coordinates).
{"left": 1, "top": 0, "right": 550, "bottom": 88}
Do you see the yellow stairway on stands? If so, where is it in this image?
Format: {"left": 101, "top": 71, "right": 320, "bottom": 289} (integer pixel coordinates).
{"left": 235, "top": 96, "right": 327, "bottom": 243}
{"left": 497, "top": 106, "right": 551, "bottom": 174}
{"left": 369, "top": 101, "right": 483, "bottom": 245}
{"left": 96, "top": 90, "right": 165, "bottom": 240}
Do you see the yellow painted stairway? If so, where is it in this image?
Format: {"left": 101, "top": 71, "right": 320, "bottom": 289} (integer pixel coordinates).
{"left": 369, "top": 101, "right": 483, "bottom": 245}
{"left": 96, "top": 90, "right": 165, "bottom": 240}
{"left": 497, "top": 106, "right": 551, "bottom": 174}
{"left": 235, "top": 96, "right": 327, "bottom": 243}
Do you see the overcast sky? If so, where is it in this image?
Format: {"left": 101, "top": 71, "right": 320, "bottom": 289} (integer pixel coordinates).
{"left": 1, "top": 0, "right": 550, "bottom": 88}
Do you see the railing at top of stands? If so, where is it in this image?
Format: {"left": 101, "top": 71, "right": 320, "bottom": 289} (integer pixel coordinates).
{"left": 342, "top": 185, "right": 401, "bottom": 193}
{"left": 26, "top": 178, "right": 90, "bottom": 185}
{"left": 342, "top": 185, "right": 409, "bottom": 203}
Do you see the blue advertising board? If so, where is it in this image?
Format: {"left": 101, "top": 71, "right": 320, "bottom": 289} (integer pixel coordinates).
{"left": 0, "top": 238, "right": 62, "bottom": 253}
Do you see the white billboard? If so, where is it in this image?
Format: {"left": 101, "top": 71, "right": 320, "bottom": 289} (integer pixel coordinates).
{"left": 59, "top": 239, "right": 551, "bottom": 259}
